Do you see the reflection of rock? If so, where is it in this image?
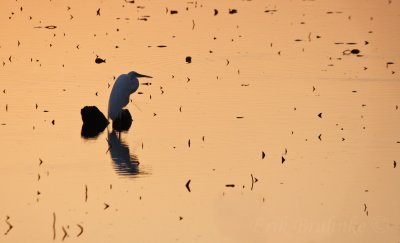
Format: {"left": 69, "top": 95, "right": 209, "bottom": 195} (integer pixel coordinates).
{"left": 108, "top": 131, "right": 140, "bottom": 176}
{"left": 112, "top": 109, "right": 132, "bottom": 131}
{"left": 81, "top": 106, "right": 109, "bottom": 138}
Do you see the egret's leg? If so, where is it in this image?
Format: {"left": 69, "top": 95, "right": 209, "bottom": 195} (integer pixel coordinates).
{"left": 118, "top": 112, "right": 122, "bottom": 141}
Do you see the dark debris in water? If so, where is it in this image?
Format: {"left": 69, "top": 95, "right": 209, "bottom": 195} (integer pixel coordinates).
{"left": 185, "top": 56, "right": 192, "bottom": 63}
{"left": 95, "top": 56, "right": 106, "bottom": 64}
{"left": 264, "top": 9, "right": 277, "bottom": 13}
{"left": 76, "top": 224, "right": 84, "bottom": 237}
{"left": 103, "top": 203, "right": 110, "bottom": 210}
{"left": 185, "top": 179, "right": 191, "bottom": 192}
{"left": 4, "top": 216, "right": 13, "bottom": 236}
{"left": 343, "top": 49, "right": 361, "bottom": 55}
{"left": 386, "top": 62, "right": 394, "bottom": 68}
{"left": 229, "top": 9, "right": 237, "bottom": 14}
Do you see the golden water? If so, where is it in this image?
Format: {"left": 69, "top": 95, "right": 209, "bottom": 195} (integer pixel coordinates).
{"left": 0, "top": 0, "right": 399, "bottom": 242}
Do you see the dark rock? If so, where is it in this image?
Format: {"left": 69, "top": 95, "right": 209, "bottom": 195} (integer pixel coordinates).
{"left": 112, "top": 109, "right": 132, "bottom": 131}
{"left": 81, "top": 106, "right": 109, "bottom": 138}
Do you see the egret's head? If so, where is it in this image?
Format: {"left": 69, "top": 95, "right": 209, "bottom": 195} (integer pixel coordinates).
{"left": 128, "top": 71, "right": 152, "bottom": 79}
{"left": 127, "top": 71, "right": 152, "bottom": 94}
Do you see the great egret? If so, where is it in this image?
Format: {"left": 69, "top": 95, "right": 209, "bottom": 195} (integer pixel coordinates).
{"left": 108, "top": 71, "right": 152, "bottom": 121}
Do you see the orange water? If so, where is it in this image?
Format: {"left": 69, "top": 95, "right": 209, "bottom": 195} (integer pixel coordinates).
{"left": 0, "top": 0, "right": 399, "bottom": 242}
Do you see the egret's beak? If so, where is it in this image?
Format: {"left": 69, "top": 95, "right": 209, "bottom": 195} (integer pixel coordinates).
{"left": 136, "top": 73, "right": 152, "bottom": 78}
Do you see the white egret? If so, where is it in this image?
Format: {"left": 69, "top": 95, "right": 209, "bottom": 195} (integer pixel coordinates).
{"left": 108, "top": 71, "right": 152, "bottom": 121}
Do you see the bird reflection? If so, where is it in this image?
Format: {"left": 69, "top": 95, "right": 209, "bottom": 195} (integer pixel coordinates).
{"left": 107, "top": 131, "right": 142, "bottom": 177}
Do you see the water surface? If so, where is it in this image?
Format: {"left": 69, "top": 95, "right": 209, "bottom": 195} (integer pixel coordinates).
{"left": 0, "top": 0, "right": 399, "bottom": 242}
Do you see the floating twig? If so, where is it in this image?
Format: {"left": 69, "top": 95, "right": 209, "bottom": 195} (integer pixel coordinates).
{"left": 186, "top": 180, "right": 191, "bottom": 192}
{"left": 76, "top": 224, "right": 84, "bottom": 237}
{"left": 85, "top": 185, "right": 88, "bottom": 202}
{"left": 251, "top": 174, "right": 254, "bottom": 191}
{"left": 62, "top": 226, "right": 68, "bottom": 241}
{"left": 386, "top": 61, "right": 394, "bottom": 68}
{"left": 4, "top": 216, "right": 13, "bottom": 235}
{"left": 104, "top": 203, "right": 110, "bottom": 210}
{"left": 251, "top": 174, "right": 258, "bottom": 191}
{"left": 52, "top": 212, "right": 56, "bottom": 240}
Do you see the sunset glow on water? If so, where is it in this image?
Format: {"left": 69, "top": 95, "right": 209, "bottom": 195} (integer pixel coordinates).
{"left": 0, "top": 0, "right": 399, "bottom": 242}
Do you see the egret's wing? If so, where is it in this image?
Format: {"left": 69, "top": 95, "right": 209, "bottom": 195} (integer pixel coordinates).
{"left": 108, "top": 75, "right": 130, "bottom": 120}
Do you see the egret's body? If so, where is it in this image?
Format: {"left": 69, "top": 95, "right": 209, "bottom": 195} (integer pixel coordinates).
{"left": 108, "top": 71, "right": 152, "bottom": 121}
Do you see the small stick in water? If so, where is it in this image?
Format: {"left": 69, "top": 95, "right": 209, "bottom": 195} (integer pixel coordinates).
{"left": 104, "top": 203, "right": 110, "bottom": 210}
{"left": 186, "top": 180, "right": 191, "bottom": 192}
{"left": 4, "top": 216, "right": 13, "bottom": 235}
{"left": 52, "top": 212, "right": 56, "bottom": 240}
{"left": 62, "top": 226, "right": 68, "bottom": 241}
{"left": 76, "top": 224, "right": 84, "bottom": 237}
{"left": 85, "top": 185, "right": 88, "bottom": 202}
